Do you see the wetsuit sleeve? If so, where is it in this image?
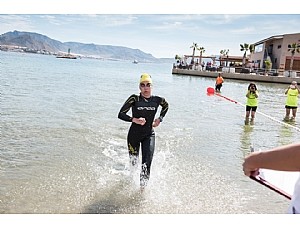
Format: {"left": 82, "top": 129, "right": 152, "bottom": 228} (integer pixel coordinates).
{"left": 118, "top": 94, "right": 137, "bottom": 122}
{"left": 158, "top": 97, "right": 169, "bottom": 122}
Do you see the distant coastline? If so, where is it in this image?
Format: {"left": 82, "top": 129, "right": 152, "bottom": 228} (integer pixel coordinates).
{"left": 0, "top": 30, "right": 171, "bottom": 63}
{"left": 0, "top": 44, "right": 175, "bottom": 64}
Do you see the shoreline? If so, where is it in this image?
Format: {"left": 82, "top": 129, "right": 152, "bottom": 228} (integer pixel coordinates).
{"left": 172, "top": 68, "right": 300, "bottom": 85}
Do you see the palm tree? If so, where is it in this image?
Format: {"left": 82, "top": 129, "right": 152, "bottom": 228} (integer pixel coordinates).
{"left": 197, "top": 46, "right": 205, "bottom": 67}
{"left": 240, "top": 43, "right": 254, "bottom": 67}
{"left": 220, "top": 49, "right": 229, "bottom": 66}
{"left": 287, "top": 43, "right": 300, "bottom": 71}
{"left": 190, "top": 42, "right": 198, "bottom": 65}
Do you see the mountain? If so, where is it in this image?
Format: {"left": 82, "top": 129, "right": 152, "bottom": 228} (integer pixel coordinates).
{"left": 0, "top": 30, "right": 159, "bottom": 62}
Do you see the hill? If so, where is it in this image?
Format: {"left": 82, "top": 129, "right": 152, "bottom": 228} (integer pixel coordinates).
{"left": 0, "top": 30, "right": 160, "bottom": 62}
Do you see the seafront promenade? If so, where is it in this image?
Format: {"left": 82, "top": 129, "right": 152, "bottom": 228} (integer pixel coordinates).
{"left": 172, "top": 68, "right": 300, "bottom": 84}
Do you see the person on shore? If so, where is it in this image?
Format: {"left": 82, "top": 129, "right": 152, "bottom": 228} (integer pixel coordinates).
{"left": 118, "top": 73, "right": 169, "bottom": 189}
{"left": 215, "top": 73, "right": 224, "bottom": 92}
{"left": 245, "top": 82, "right": 258, "bottom": 124}
{"left": 284, "top": 81, "right": 300, "bottom": 121}
{"left": 243, "top": 143, "right": 300, "bottom": 214}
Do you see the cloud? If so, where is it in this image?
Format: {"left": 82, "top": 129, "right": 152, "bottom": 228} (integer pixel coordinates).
{"left": 0, "top": 15, "right": 34, "bottom": 33}
{"left": 230, "top": 26, "right": 257, "bottom": 35}
{"left": 206, "top": 14, "right": 250, "bottom": 25}
{"left": 38, "top": 15, "right": 65, "bottom": 26}
{"left": 1, "top": 14, "right": 299, "bottom": 58}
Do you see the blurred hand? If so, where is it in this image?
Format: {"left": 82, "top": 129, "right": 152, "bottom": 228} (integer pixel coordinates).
{"left": 243, "top": 166, "right": 260, "bottom": 177}
{"left": 133, "top": 117, "right": 146, "bottom": 125}
{"left": 243, "top": 158, "right": 260, "bottom": 177}
{"left": 152, "top": 118, "right": 161, "bottom": 127}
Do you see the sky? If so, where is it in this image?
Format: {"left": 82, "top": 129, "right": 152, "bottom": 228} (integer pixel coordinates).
{"left": 0, "top": 1, "right": 299, "bottom": 58}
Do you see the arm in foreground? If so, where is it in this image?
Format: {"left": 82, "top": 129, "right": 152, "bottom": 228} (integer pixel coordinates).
{"left": 243, "top": 143, "right": 300, "bottom": 177}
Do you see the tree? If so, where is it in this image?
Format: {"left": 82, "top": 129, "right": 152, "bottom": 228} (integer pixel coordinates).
{"left": 175, "top": 54, "right": 182, "bottom": 63}
{"left": 264, "top": 57, "right": 272, "bottom": 75}
{"left": 287, "top": 43, "right": 300, "bottom": 71}
{"left": 190, "top": 42, "right": 198, "bottom": 64}
{"left": 240, "top": 43, "right": 254, "bottom": 67}
{"left": 197, "top": 46, "right": 205, "bottom": 67}
{"left": 220, "top": 49, "right": 229, "bottom": 66}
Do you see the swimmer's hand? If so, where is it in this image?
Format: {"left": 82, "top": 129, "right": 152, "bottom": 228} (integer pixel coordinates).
{"left": 132, "top": 117, "right": 146, "bottom": 125}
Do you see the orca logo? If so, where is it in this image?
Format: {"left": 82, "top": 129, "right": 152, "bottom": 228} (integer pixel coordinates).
{"left": 137, "top": 107, "right": 156, "bottom": 111}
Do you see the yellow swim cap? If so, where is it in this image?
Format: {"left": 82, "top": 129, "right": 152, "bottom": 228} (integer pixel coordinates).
{"left": 140, "top": 73, "right": 152, "bottom": 84}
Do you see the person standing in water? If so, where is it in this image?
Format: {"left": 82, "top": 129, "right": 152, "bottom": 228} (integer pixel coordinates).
{"left": 245, "top": 82, "right": 259, "bottom": 124}
{"left": 284, "top": 81, "right": 300, "bottom": 121}
{"left": 118, "top": 73, "right": 169, "bottom": 189}
{"left": 215, "top": 73, "right": 224, "bottom": 92}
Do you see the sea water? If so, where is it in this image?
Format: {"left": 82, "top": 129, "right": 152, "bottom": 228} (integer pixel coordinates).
{"left": 0, "top": 51, "right": 299, "bottom": 214}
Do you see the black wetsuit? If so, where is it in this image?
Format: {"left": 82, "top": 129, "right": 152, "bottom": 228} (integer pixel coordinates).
{"left": 118, "top": 93, "right": 169, "bottom": 186}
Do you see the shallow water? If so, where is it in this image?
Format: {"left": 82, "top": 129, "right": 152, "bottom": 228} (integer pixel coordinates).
{"left": 1, "top": 51, "right": 299, "bottom": 213}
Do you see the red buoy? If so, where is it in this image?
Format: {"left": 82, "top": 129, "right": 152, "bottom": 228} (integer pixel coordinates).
{"left": 207, "top": 87, "right": 215, "bottom": 94}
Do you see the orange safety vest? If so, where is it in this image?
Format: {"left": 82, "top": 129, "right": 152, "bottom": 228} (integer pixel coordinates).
{"left": 216, "top": 76, "right": 224, "bottom": 85}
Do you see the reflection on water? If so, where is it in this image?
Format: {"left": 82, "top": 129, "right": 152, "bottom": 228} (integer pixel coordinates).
{"left": 278, "top": 124, "right": 295, "bottom": 145}
{"left": 240, "top": 124, "right": 255, "bottom": 158}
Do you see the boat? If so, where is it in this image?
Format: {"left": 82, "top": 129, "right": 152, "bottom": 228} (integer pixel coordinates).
{"left": 133, "top": 59, "right": 138, "bottom": 64}
{"left": 56, "top": 54, "right": 77, "bottom": 59}
{"left": 56, "top": 48, "right": 77, "bottom": 59}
